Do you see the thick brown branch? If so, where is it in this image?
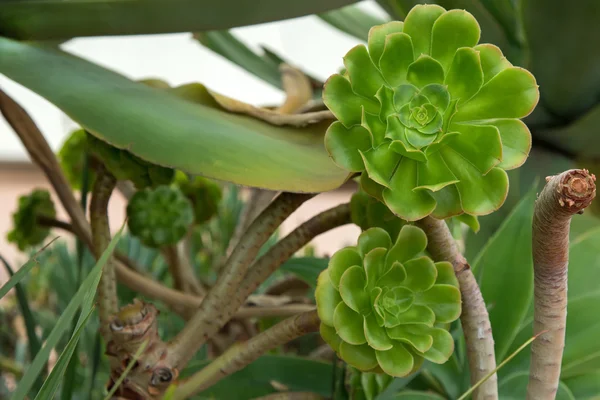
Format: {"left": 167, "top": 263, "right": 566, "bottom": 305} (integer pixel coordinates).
{"left": 172, "top": 310, "right": 320, "bottom": 399}
{"left": 527, "top": 169, "right": 596, "bottom": 400}
{"left": 417, "top": 217, "right": 498, "bottom": 400}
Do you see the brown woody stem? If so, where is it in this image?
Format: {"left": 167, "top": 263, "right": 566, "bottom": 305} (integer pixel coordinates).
{"left": 172, "top": 310, "right": 320, "bottom": 399}
{"left": 161, "top": 244, "right": 204, "bottom": 295}
{"left": 527, "top": 169, "right": 596, "bottom": 400}
{"left": 90, "top": 165, "right": 118, "bottom": 339}
{"left": 417, "top": 217, "right": 498, "bottom": 400}
{"left": 167, "top": 192, "right": 313, "bottom": 367}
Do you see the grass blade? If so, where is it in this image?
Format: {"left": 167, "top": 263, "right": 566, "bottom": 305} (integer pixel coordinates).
{"left": 11, "top": 227, "right": 124, "bottom": 399}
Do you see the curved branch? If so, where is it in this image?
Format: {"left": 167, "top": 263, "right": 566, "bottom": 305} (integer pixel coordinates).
{"left": 172, "top": 310, "right": 320, "bottom": 399}
{"left": 527, "top": 169, "right": 596, "bottom": 400}
{"left": 417, "top": 217, "right": 498, "bottom": 400}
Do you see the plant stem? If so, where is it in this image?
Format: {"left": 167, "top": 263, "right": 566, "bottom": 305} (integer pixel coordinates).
{"left": 417, "top": 217, "right": 498, "bottom": 400}
{"left": 527, "top": 169, "right": 596, "bottom": 400}
{"left": 90, "top": 164, "right": 118, "bottom": 339}
{"left": 167, "top": 192, "right": 313, "bottom": 367}
{"left": 172, "top": 310, "right": 320, "bottom": 399}
{"left": 161, "top": 244, "right": 203, "bottom": 294}
{"left": 252, "top": 393, "right": 324, "bottom": 400}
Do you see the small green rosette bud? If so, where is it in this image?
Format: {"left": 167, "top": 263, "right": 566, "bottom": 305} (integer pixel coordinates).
{"left": 174, "top": 172, "right": 222, "bottom": 224}
{"left": 126, "top": 186, "right": 194, "bottom": 248}
{"left": 316, "top": 226, "right": 461, "bottom": 377}
{"left": 58, "top": 129, "right": 96, "bottom": 190}
{"left": 323, "top": 5, "right": 539, "bottom": 221}
{"left": 7, "top": 189, "right": 56, "bottom": 251}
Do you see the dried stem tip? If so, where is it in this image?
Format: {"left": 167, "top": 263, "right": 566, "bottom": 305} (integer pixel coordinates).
{"left": 547, "top": 169, "right": 596, "bottom": 210}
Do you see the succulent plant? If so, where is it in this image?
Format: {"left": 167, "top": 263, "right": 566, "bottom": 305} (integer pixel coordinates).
{"left": 348, "top": 367, "right": 393, "bottom": 400}
{"left": 323, "top": 4, "right": 539, "bottom": 221}
{"left": 7, "top": 189, "right": 56, "bottom": 251}
{"left": 174, "top": 171, "right": 222, "bottom": 224}
{"left": 350, "top": 189, "right": 404, "bottom": 241}
{"left": 126, "top": 186, "right": 194, "bottom": 248}
{"left": 87, "top": 133, "right": 175, "bottom": 189}
{"left": 57, "top": 129, "right": 96, "bottom": 190}
{"left": 316, "top": 225, "right": 461, "bottom": 377}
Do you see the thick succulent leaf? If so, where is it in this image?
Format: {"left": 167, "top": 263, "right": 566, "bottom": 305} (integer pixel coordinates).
{"left": 0, "top": 38, "right": 350, "bottom": 192}
{"left": 454, "top": 67, "right": 539, "bottom": 122}
{"left": 474, "top": 43, "right": 512, "bottom": 84}
{"left": 406, "top": 55, "right": 445, "bottom": 89}
{"left": 430, "top": 9, "right": 481, "bottom": 71}
{"left": 361, "top": 173, "right": 385, "bottom": 202}
{"left": 364, "top": 248, "right": 389, "bottom": 289}
{"left": 340, "top": 266, "right": 371, "bottom": 315}
{"left": 358, "top": 228, "right": 393, "bottom": 257}
{"left": 320, "top": 323, "right": 342, "bottom": 353}
{"left": 389, "top": 305, "right": 436, "bottom": 328}
{"left": 415, "top": 150, "right": 458, "bottom": 192}
{"left": 474, "top": 119, "right": 531, "bottom": 170}
{"left": 376, "top": 343, "right": 414, "bottom": 377}
{"left": 319, "top": 4, "right": 388, "bottom": 43}
{"left": 383, "top": 158, "right": 436, "bottom": 221}
{"left": 328, "top": 247, "right": 363, "bottom": 289}
{"left": 324, "top": 74, "right": 380, "bottom": 127}
{"left": 430, "top": 185, "right": 463, "bottom": 219}
{"left": 434, "top": 262, "right": 458, "bottom": 287}
{"left": 448, "top": 123, "right": 502, "bottom": 174}
{"left": 386, "top": 324, "right": 433, "bottom": 353}
{"left": 444, "top": 47, "right": 483, "bottom": 105}
{"left": 377, "top": 262, "right": 407, "bottom": 288}
{"left": 344, "top": 45, "right": 388, "bottom": 98}
{"left": 340, "top": 342, "right": 379, "bottom": 371}
{"left": 364, "top": 313, "right": 394, "bottom": 351}
{"left": 316, "top": 270, "right": 343, "bottom": 326}
{"left": 386, "top": 225, "right": 428, "bottom": 268}
{"left": 420, "top": 84, "right": 450, "bottom": 112}
{"left": 379, "top": 33, "right": 414, "bottom": 87}
{"left": 402, "top": 4, "right": 446, "bottom": 58}
{"left": 361, "top": 144, "right": 403, "bottom": 188}
{"left": 417, "top": 284, "right": 461, "bottom": 323}
{"left": 377, "top": 86, "right": 398, "bottom": 121}
{"left": 363, "top": 110, "right": 387, "bottom": 147}
{"left": 368, "top": 21, "right": 404, "bottom": 65}
{"left": 325, "top": 122, "right": 372, "bottom": 172}
{"left": 455, "top": 213, "right": 480, "bottom": 233}
{"left": 441, "top": 147, "right": 509, "bottom": 215}
{"left": 402, "top": 257, "right": 438, "bottom": 292}
{"left": 420, "top": 327, "right": 454, "bottom": 364}
{"left": 334, "top": 302, "right": 367, "bottom": 345}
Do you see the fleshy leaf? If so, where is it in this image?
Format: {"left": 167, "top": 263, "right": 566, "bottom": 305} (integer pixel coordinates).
{"left": 360, "top": 144, "right": 402, "bottom": 188}
{"left": 441, "top": 147, "right": 509, "bottom": 215}
{"left": 380, "top": 287, "right": 414, "bottom": 316}
{"left": 420, "top": 84, "right": 450, "bottom": 111}
{"left": 389, "top": 138, "right": 428, "bottom": 163}
{"left": 358, "top": 228, "right": 393, "bottom": 257}
{"left": 434, "top": 262, "right": 458, "bottom": 287}
{"left": 328, "top": 247, "right": 363, "bottom": 289}
{"left": 415, "top": 150, "right": 458, "bottom": 192}
{"left": 375, "top": 343, "right": 414, "bottom": 377}
{"left": 379, "top": 33, "right": 414, "bottom": 87}
{"left": 430, "top": 184, "right": 463, "bottom": 219}
{"left": 431, "top": 9, "right": 481, "bottom": 71}
{"left": 405, "top": 128, "right": 437, "bottom": 148}
{"left": 376, "top": 262, "right": 407, "bottom": 288}
{"left": 445, "top": 47, "right": 483, "bottom": 105}
{"left": 325, "top": 122, "right": 372, "bottom": 172}
{"left": 394, "top": 305, "right": 436, "bottom": 328}
{"left": 402, "top": 4, "right": 446, "bottom": 58}
{"left": 447, "top": 123, "right": 502, "bottom": 174}
{"left": 403, "top": 256, "right": 438, "bottom": 292}
{"left": 417, "top": 284, "right": 461, "bottom": 323}
{"left": 362, "top": 110, "right": 387, "bottom": 147}
{"left": 320, "top": 323, "right": 342, "bottom": 353}
{"left": 455, "top": 213, "right": 480, "bottom": 233}
{"left": 368, "top": 21, "right": 404, "bottom": 66}
{"left": 386, "top": 324, "right": 434, "bottom": 353}
{"left": 406, "top": 55, "right": 445, "bottom": 89}
{"left": 344, "top": 45, "right": 388, "bottom": 98}
{"left": 334, "top": 302, "right": 367, "bottom": 345}
{"left": 477, "top": 119, "right": 531, "bottom": 170}
{"left": 376, "top": 86, "right": 397, "bottom": 121}
{"left": 316, "top": 270, "right": 342, "bottom": 327}
{"left": 364, "top": 248, "right": 389, "bottom": 289}
{"left": 364, "top": 313, "right": 394, "bottom": 351}
{"left": 383, "top": 158, "right": 436, "bottom": 221}
{"left": 339, "top": 342, "right": 379, "bottom": 371}
{"left": 454, "top": 67, "right": 539, "bottom": 122}
{"left": 474, "top": 43, "right": 512, "bottom": 83}
{"left": 420, "top": 327, "right": 454, "bottom": 364}
{"left": 339, "top": 266, "right": 371, "bottom": 315}
{"left": 323, "top": 74, "right": 379, "bottom": 126}
{"left": 386, "top": 225, "right": 428, "bottom": 268}
{"left": 360, "top": 173, "right": 385, "bottom": 202}
{"left": 393, "top": 84, "right": 420, "bottom": 109}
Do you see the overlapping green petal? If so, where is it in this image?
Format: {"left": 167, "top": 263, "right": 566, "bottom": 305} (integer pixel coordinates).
{"left": 322, "top": 4, "right": 539, "bottom": 221}
{"left": 316, "top": 226, "right": 461, "bottom": 377}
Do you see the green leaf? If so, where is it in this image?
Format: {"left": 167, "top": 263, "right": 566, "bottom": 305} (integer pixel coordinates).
{"left": 561, "top": 292, "right": 600, "bottom": 377}
{"left": 402, "top": 4, "right": 446, "bottom": 58}
{"left": 402, "top": 257, "right": 437, "bottom": 293}
{"left": 498, "top": 372, "right": 575, "bottom": 399}
{"left": 0, "top": 38, "right": 349, "bottom": 193}
{"left": 325, "top": 74, "right": 380, "bottom": 127}
{"left": 368, "top": 22, "right": 404, "bottom": 65}
{"left": 361, "top": 144, "right": 403, "bottom": 187}
{"left": 434, "top": 262, "right": 458, "bottom": 287}
{"left": 431, "top": 9, "right": 481, "bottom": 71}
{"left": 417, "top": 284, "right": 461, "bottom": 323}
{"left": 319, "top": 4, "right": 388, "bottom": 43}
{"left": 0, "top": 244, "right": 52, "bottom": 299}
{"left": 379, "top": 33, "right": 414, "bottom": 87}
{"left": 448, "top": 123, "right": 502, "bottom": 174}
{"left": 340, "top": 266, "right": 371, "bottom": 314}
{"left": 406, "top": 55, "right": 445, "bottom": 89}
{"left": 390, "top": 391, "right": 445, "bottom": 399}
{"left": 0, "top": 0, "right": 363, "bottom": 40}
{"left": 386, "top": 225, "right": 428, "bottom": 268}
{"left": 340, "top": 342, "right": 379, "bottom": 372}
{"left": 444, "top": 47, "right": 483, "bottom": 105}
{"left": 280, "top": 257, "right": 328, "bottom": 288}
{"left": 474, "top": 44, "right": 512, "bottom": 84}
{"left": 563, "top": 372, "right": 600, "bottom": 400}
{"left": 415, "top": 150, "right": 458, "bottom": 192}
{"left": 344, "top": 45, "right": 388, "bottom": 98}
{"left": 481, "top": 119, "right": 531, "bottom": 170}
{"left": 334, "top": 302, "right": 367, "bottom": 345}
{"left": 472, "top": 186, "right": 535, "bottom": 362}
{"left": 420, "top": 328, "right": 454, "bottom": 364}
{"left": 358, "top": 228, "right": 393, "bottom": 257}
{"left": 364, "top": 248, "right": 389, "bottom": 289}
{"left": 326, "top": 122, "right": 372, "bottom": 172}
{"left": 364, "top": 313, "right": 394, "bottom": 351}
{"left": 386, "top": 325, "right": 433, "bottom": 353}
{"left": 377, "top": 262, "right": 407, "bottom": 288}
{"left": 376, "top": 343, "right": 414, "bottom": 377}
{"left": 329, "top": 247, "right": 363, "bottom": 289}
{"left": 316, "top": 270, "right": 342, "bottom": 327}
{"left": 12, "top": 227, "right": 123, "bottom": 399}
{"left": 321, "top": 323, "right": 342, "bottom": 353}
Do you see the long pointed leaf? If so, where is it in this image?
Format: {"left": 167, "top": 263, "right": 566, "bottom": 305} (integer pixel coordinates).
{"left": 318, "top": 4, "right": 387, "bottom": 42}
{"left": 0, "top": 38, "right": 348, "bottom": 192}
{"left": 0, "top": 0, "right": 361, "bottom": 40}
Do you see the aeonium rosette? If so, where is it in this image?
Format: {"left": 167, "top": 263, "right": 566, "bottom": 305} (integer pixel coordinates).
{"left": 323, "top": 4, "right": 539, "bottom": 221}
{"left": 316, "top": 225, "right": 461, "bottom": 377}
